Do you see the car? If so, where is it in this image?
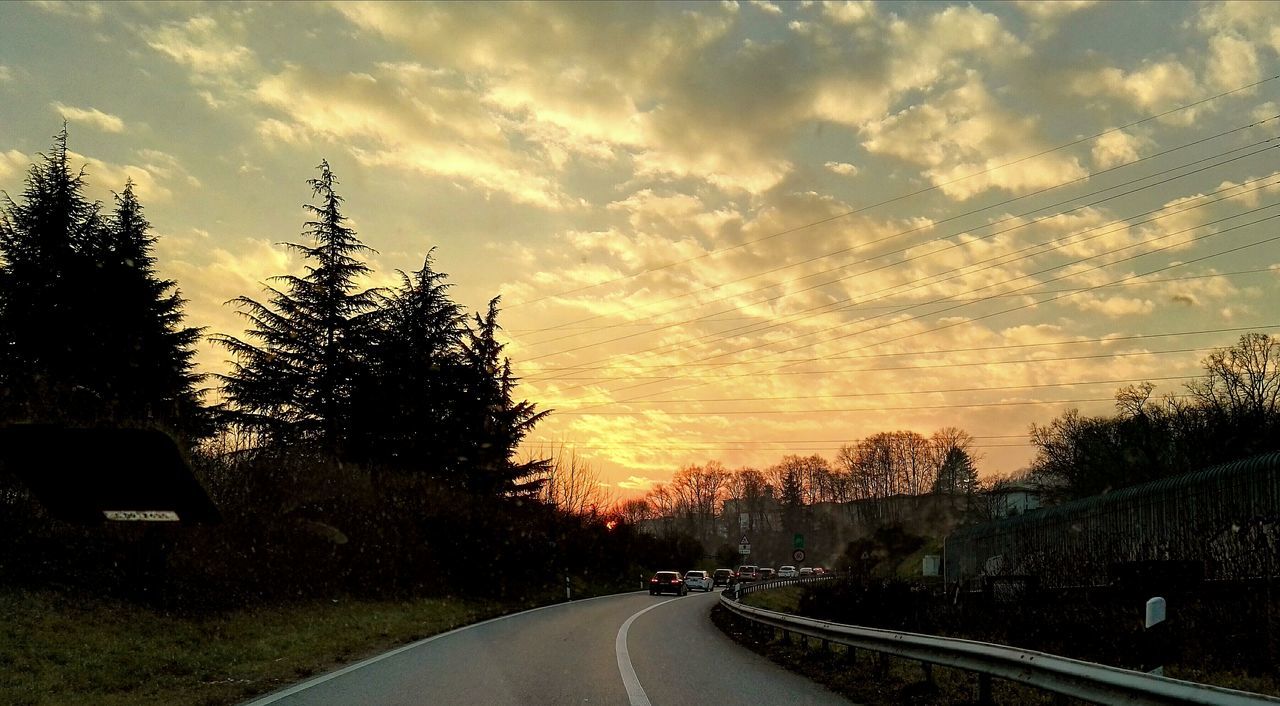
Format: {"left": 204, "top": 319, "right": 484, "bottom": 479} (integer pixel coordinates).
{"left": 813, "top": 567, "right": 828, "bottom": 575}
{"left": 683, "top": 570, "right": 713, "bottom": 592}
{"left": 778, "top": 565, "right": 798, "bottom": 578}
{"left": 758, "top": 567, "right": 776, "bottom": 580}
{"left": 712, "top": 568, "right": 734, "bottom": 586}
{"left": 649, "top": 571, "right": 688, "bottom": 596}
{"left": 735, "top": 564, "right": 760, "bottom": 583}
{"left": 798, "top": 567, "right": 815, "bottom": 576}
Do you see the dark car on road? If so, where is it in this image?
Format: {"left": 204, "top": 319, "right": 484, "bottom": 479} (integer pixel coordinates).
{"left": 649, "top": 571, "right": 688, "bottom": 596}
{"left": 713, "top": 568, "right": 733, "bottom": 586}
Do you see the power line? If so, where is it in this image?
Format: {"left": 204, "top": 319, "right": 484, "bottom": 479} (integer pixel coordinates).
{"left": 509, "top": 266, "right": 1276, "bottom": 333}
{"left": 556, "top": 376, "right": 1199, "bottom": 406}
{"left": 561, "top": 215, "right": 1280, "bottom": 409}
{"left": 521, "top": 136, "right": 1279, "bottom": 355}
{"left": 527, "top": 150, "right": 1280, "bottom": 386}
{"left": 552, "top": 396, "right": 1144, "bottom": 415}
{"left": 522, "top": 120, "right": 1280, "bottom": 344}
{"left": 529, "top": 434, "right": 1030, "bottom": 445}
{"left": 522, "top": 443, "right": 1036, "bottom": 452}
{"left": 505, "top": 75, "right": 1280, "bottom": 309}
{"left": 529, "top": 346, "right": 1222, "bottom": 381}
{"left": 546, "top": 196, "right": 1280, "bottom": 401}
{"left": 528, "top": 323, "right": 1278, "bottom": 372}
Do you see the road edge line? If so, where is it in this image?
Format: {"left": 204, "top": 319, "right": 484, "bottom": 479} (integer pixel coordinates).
{"left": 243, "top": 590, "right": 646, "bottom": 705}
{"left": 615, "top": 598, "right": 678, "bottom": 706}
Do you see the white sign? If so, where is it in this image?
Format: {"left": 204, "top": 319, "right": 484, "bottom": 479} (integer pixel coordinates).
{"left": 103, "top": 510, "right": 180, "bottom": 522}
{"left": 739, "top": 543, "right": 751, "bottom": 555}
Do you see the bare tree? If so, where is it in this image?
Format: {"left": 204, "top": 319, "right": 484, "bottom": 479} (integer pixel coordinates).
{"left": 1189, "top": 332, "right": 1280, "bottom": 417}
{"left": 533, "top": 444, "right": 608, "bottom": 516}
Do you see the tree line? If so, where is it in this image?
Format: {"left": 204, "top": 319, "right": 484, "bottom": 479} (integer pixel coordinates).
{"left": 618, "top": 428, "right": 981, "bottom": 557}
{"left": 0, "top": 128, "right": 689, "bottom": 604}
{"left": 1029, "top": 331, "right": 1280, "bottom": 502}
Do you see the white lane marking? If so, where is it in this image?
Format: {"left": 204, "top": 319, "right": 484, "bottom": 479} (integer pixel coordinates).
{"left": 244, "top": 590, "right": 647, "bottom": 705}
{"left": 615, "top": 598, "right": 680, "bottom": 706}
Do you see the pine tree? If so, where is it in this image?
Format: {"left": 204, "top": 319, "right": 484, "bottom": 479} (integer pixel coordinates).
{"left": 0, "top": 126, "right": 105, "bottom": 421}
{"left": 932, "top": 447, "right": 979, "bottom": 494}
{"left": 457, "top": 297, "right": 549, "bottom": 495}
{"left": 215, "top": 161, "right": 380, "bottom": 455}
{"left": 352, "top": 249, "right": 467, "bottom": 470}
{"left": 96, "top": 181, "right": 207, "bottom": 435}
{"left": 0, "top": 128, "right": 205, "bottom": 437}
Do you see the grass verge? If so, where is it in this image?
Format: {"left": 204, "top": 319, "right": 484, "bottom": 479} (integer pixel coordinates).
{"left": 0, "top": 587, "right": 553, "bottom": 706}
{"left": 741, "top": 585, "right": 803, "bottom": 612}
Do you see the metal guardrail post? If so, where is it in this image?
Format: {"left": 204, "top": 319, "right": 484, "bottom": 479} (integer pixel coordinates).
{"left": 977, "top": 672, "right": 993, "bottom": 705}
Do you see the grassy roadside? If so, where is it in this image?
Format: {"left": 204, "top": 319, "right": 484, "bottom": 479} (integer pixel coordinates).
{"left": 0, "top": 587, "right": 575, "bottom": 706}
{"left": 741, "top": 585, "right": 803, "bottom": 612}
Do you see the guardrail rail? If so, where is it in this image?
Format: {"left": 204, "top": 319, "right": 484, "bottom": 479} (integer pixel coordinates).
{"left": 720, "top": 577, "right": 1280, "bottom": 705}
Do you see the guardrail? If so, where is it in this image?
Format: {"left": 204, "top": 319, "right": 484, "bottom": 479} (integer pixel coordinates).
{"left": 728, "top": 574, "right": 835, "bottom": 600}
{"left": 720, "top": 580, "right": 1280, "bottom": 705}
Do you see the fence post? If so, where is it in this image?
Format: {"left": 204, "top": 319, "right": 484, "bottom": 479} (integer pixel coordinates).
{"left": 565, "top": 572, "right": 572, "bottom": 601}
{"left": 976, "top": 672, "right": 994, "bottom": 705}
{"left": 1144, "top": 596, "right": 1167, "bottom": 676}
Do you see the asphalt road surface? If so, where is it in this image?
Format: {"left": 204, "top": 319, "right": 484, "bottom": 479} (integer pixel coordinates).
{"left": 245, "top": 588, "right": 851, "bottom": 705}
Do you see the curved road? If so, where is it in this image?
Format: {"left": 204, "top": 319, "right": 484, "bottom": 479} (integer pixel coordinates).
{"left": 245, "top": 589, "right": 850, "bottom": 705}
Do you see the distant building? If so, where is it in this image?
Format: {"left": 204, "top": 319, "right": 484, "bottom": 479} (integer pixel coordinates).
{"left": 985, "top": 482, "right": 1042, "bottom": 518}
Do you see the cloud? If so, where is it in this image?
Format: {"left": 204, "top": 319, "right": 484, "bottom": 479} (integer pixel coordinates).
{"left": 50, "top": 102, "right": 126, "bottom": 133}
{"left": 1014, "top": 0, "right": 1096, "bottom": 21}
{"left": 1090, "top": 129, "right": 1150, "bottom": 170}
{"left": 0, "top": 149, "right": 30, "bottom": 181}
{"left": 66, "top": 150, "right": 194, "bottom": 202}
{"left": 824, "top": 162, "right": 859, "bottom": 177}
{"left": 253, "top": 63, "right": 572, "bottom": 209}
{"left": 145, "top": 15, "right": 254, "bottom": 74}
{"left": 1067, "top": 59, "right": 1199, "bottom": 113}
{"left": 1198, "top": 2, "right": 1280, "bottom": 54}
{"left": 29, "top": 0, "right": 104, "bottom": 22}
{"left": 749, "top": 0, "right": 783, "bottom": 15}
{"left": 1206, "top": 33, "right": 1262, "bottom": 92}
{"left": 616, "top": 475, "right": 656, "bottom": 490}
{"left": 860, "top": 74, "right": 1087, "bottom": 200}
{"left": 1074, "top": 295, "right": 1155, "bottom": 317}
{"left": 821, "top": 1, "right": 874, "bottom": 25}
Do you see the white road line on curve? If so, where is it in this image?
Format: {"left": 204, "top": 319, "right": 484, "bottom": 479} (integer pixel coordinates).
{"left": 615, "top": 598, "right": 679, "bottom": 706}
{"left": 244, "top": 590, "right": 646, "bottom": 705}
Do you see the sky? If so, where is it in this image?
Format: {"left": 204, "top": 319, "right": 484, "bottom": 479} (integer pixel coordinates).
{"left": 2, "top": 1, "right": 1279, "bottom": 498}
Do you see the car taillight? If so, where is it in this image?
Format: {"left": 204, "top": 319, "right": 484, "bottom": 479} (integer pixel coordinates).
{"left": 650, "top": 578, "right": 658, "bottom": 582}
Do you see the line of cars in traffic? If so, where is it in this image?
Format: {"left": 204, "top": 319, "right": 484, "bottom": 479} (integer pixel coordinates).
{"left": 648, "top": 565, "right": 828, "bottom": 595}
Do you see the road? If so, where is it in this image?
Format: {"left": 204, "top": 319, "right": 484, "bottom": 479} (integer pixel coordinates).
{"left": 245, "top": 588, "right": 851, "bottom": 705}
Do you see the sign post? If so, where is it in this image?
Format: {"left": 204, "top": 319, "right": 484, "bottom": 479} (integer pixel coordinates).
{"left": 739, "top": 535, "right": 751, "bottom": 556}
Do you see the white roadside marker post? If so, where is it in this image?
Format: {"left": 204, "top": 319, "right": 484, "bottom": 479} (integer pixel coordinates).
{"left": 1145, "top": 596, "right": 1167, "bottom": 676}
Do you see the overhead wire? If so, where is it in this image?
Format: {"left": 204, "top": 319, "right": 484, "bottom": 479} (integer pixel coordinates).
{"left": 538, "top": 174, "right": 1280, "bottom": 394}
{"left": 524, "top": 141, "right": 1280, "bottom": 375}
{"left": 505, "top": 74, "right": 1280, "bottom": 310}
{"left": 520, "top": 117, "right": 1280, "bottom": 344}
{"left": 528, "top": 323, "right": 1280, "bottom": 372}
{"left": 562, "top": 211, "right": 1280, "bottom": 409}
